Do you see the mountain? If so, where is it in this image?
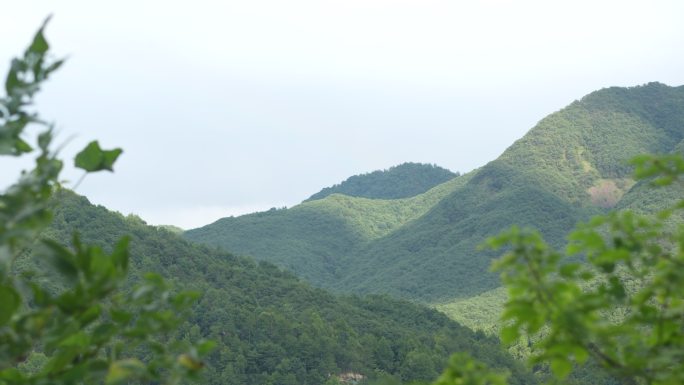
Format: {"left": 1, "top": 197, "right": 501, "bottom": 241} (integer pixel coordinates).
{"left": 185, "top": 174, "right": 472, "bottom": 287}
{"left": 186, "top": 82, "right": 684, "bottom": 305}
{"left": 305, "top": 162, "right": 458, "bottom": 202}
{"left": 30, "top": 191, "right": 533, "bottom": 385}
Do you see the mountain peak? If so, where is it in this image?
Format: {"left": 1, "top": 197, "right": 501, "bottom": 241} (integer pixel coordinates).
{"left": 305, "top": 162, "right": 458, "bottom": 202}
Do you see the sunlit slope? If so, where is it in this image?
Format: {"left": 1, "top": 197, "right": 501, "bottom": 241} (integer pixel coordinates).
{"left": 185, "top": 173, "right": 472, "bottom": 286}
{"left": 35, "top": 191, "right": 534, "bottom": 385}
{"left": 435, "top": 287, "right": 507, "bottom": 334}
{"left": 187, "top": 82, "right": 684, "bottom": 303}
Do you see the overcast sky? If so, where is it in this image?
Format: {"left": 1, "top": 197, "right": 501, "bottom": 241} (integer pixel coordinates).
{"left": 2, "top": 1, "right": 684, "bottom": 228}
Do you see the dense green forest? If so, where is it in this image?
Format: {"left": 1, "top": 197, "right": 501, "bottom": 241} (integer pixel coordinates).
{"left": 305, "top": 163, "right": 458, "bottom": 202}
{"left": 186, "top": 174, "right": 473, "bottom": 287}
{"left": 187, "top": 82, "right": 684, "bottom": 303}
{"left": 31, "top": 191, "right": 533, "bottom": 385}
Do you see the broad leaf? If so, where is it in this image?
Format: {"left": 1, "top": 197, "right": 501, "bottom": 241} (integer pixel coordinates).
{"left": 74, "top": 141, "right": 122, "bottom": 172}
{"left": 0, "top": 285, "right": 20, "bottom": 325}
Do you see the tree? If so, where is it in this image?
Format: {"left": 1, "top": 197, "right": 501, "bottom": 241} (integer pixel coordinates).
{"left": 438, "top": 153, "right": 684, "bottom": 385}
{"left": 0, "top": 19, "right": 212, "bottom": 384}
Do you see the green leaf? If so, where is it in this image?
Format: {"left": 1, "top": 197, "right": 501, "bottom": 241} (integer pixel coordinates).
{"left": 196, "top": 340, "right": 217, "bottom": 356}
{"left": 110, "top": 310, "right": 132, "bottom": 325}
{"left": 559, "top": 263, "right": 580, "bottom": 278}
{"left": 74, "top": 141, "right": 122, "bottom": 172}
{"left": 0, "top": 285, "right": 21, "bottom": 325}
{"left": 42, "top": 347, "right": 79, "bottom": 374}
{"left": 45, "top": 58, "right": 65, "bottom": 76}
{"left": 59, "top": 331, "right": 91, "bottom": 348}
{"left": 28, "top": 18, "right": 50, "bottom": 55}
{"left": 550, "top": 358, "right": 572, "bottom": 378}
{"left": 15, "top": 138, "right": 33, "bottom": 153}
{"left": 5, "top": 59, "right": 20, "bottom": 95}
{"left": 177, "top": 354, "right": 204, "bottom": 371}
{"left": 44, "top": 239, "right": 78, "bottom": 279}
{"left": 79, "top": 305, "right": 102, "bottom": 326}
{"left": 573, "top": 346, "right": 589, "bottom": 364}
{"left": 105, "top": 358, "right": 146, "bottom": 385}
{"left": 92, "top": 323, "right": 118, "bottom": 345}
{"left": 110, "top": 237, "right": 130, "bottom": 271}
{"left": 0, "top": 368, "right": 24, "bottom": 381}
{"left": 500, "top": 324, "right": 519, "bottom": 344}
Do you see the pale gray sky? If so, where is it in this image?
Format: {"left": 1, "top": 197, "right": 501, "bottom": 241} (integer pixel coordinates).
{"left": 2, "top": 1, "right": 684, "bottom": 228}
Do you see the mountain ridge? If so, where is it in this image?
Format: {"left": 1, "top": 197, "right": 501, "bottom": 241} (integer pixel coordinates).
{"left": 186, "top": 82, "right": 684, "bottom": 303}
{"left": 305, "top": 162, "right": 458, "bottom": 202}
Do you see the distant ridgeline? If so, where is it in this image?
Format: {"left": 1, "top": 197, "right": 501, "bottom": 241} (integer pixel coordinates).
{"left": 305, "top": 162, "right": 458, "bottom": 201}
{"left": 186, "top": 82, "right": 684, "bottom": 305}
{"left": 31, "top": 191, "right": 534, "bottom": 385}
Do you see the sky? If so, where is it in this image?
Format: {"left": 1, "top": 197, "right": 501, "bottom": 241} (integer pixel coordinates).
{"left": 2, "top": 0, "right": 684, "bottom": 229}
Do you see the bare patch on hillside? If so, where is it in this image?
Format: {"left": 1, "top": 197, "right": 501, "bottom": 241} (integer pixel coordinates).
{"left": 587, "top": 178, "right": 635, "bottom": 208}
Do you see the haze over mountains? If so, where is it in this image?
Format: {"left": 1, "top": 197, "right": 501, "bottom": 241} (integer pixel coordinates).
{"left": 186, "top": 82, "right": 684, "bottom": 304}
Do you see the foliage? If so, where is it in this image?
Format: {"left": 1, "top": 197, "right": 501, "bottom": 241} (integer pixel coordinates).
{"left": 0, "top": 21, "right": 209, "bottom": 384}
{"left": 306, "top": 162, "right": 458, "bottom": 202}
{"left": 484, "top": 153, "right": 684, "bottom": 385}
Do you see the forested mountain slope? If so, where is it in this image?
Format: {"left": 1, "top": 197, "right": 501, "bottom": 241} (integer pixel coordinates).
{"left": 306, "top": 162, "right": 457, "bottom": 201}
{"left": 338, "top": 83, "right": 684, "bottom": 301}
{"left": 187, "top": 82, "right": 684, "bottom": 303}
{"left": 436, "top": 138, "right": 684, "bottom": 335}
{"left": 31, "top": 191, "right": 533, "bottom": 385}
{"left": 185, "top": 173, "right": 473, "bottom": 286}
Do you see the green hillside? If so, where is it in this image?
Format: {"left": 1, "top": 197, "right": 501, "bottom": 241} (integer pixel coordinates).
{"left": 187, "top": 83, "right": 684, "bottom": 303}
{"left": 435, "top": 139, "right": 684, "bottom": 336}
{"left": 306, "top": 162, "right": 458, "bottom": 201}
{"left": 186, "top": 173, "right": 473, "bottom": 287}
{"left": 434, "top": 287, "right": 507, "bottom": 335}
{"left": 31, "top": 191, "right": 533, "bottom": 385}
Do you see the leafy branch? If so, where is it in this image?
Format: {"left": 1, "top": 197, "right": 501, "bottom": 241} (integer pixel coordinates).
{"left": 0, "top": 19, "right": 212, "bottom": 385}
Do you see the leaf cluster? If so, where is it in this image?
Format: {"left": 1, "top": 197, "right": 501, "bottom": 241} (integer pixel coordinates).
{"left": 486, "top": 153, "right": 684, "bottom": 384}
